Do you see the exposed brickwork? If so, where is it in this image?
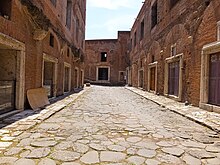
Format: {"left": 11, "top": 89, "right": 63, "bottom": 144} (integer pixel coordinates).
{"left": 0, "top": 0, "right": 86, "bottom": 111}
{"left": 129, "top": 0, "right": 220, "bottom": 108}
{"left": 85, "top": 31, "right": 130, "bottom": 85}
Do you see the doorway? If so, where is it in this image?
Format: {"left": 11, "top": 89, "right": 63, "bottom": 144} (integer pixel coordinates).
{"left": 98, "top": 68, "right": 109, "bottom": 81}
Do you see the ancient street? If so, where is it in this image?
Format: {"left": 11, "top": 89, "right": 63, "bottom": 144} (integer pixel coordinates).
{"left": 0, "top": 86, "right": 220, "bottom": 164}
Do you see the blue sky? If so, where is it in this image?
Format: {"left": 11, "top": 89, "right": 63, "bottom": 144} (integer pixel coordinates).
{"left": 86, "top": 0, "right": 144, "bottom": 39}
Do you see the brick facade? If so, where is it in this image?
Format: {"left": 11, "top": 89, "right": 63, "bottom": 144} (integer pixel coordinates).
{"left": 129, "top": 0, "right": 220, "bottom": 113}
{"left": 129, "top": 0, "right": 220, "bottom": 111}
{"left": 0, "top": 0, "right": 86, "bottom": 113}
{"left": 85, "top": 31, "right": 130, "bottom": 85}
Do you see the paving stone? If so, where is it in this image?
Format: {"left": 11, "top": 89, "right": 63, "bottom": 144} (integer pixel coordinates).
{"left": 61, "top": 163, "right": 81, "bottom": 165}
{"left": 92, "top": 135, "right": 108, "bottom": 140}
{"left": 157, "top": 153, "right": 182, "bottom": 164}
{"left": 156, "top": 141, "right": 176, "bottom": 147}
{"left": 54, "top": 141, "right": 73, "bottom": 150}
{"left": 51, "top": 150, "right": 80, "bottom": 161}
{"left": 89, "top": 143, "right": 107, "bottom": 151}
{"left": 30, "top": 140, "right": 57, "bottom": 147}
{"left": 14, "top": 158, "right": 35, "bottom": 165}
{"left": 161, "top": 147, "right": 185, "bottom": 157}
{"left": 206, "top": 145, "right": 220, "bottom": 153}
{"left": 206, "top": 158, "right": 220, "bottom": 165}
{"left": 182, "top": 155, "right": 201, "bottom": 165}
{"left": 127, "top": 147, "right": 137, "bottom": 155}
{"left": 17, "top": 138, "right": 33, "bottom": 146}
{"left": 20, "top": 150, "right": 30, "bottom": 158}
{"left": 181, "top": 140, "right": 206, "bottom": 149}
{"left": 0, "top": 157, "right": 18, "bottom": 164}
{"left": 4, "top": 147, "right": 23, "bottom": 156}
{"left": 0, "top": 141, "right": 13, "bottom": 148}
{"left": 193, "top": 133, "right": 216, "bottom": 144}
{"left": 80, "top": 151, "right": 99, "bottom": 164}
{"left": 1, "top": 136, "right": 15, "bottom": 141}
{"left": 188, "top": 149, "right": 216, "bottom": 159}
{"left": 137, "top": 149, "right": 156, "bottom": 158}
{"left": 127, "top": 156, "right": 145, "bottom": 165}
{"left": 38, "top": 123, "right": 60, "bottom": 130}
{"left": 145, "top": 159, "right": 161, "bottom": 165}
{"left": 38, "top": 158, "right": 56, "bottom": 165}
{"left": 100, "top": 151, "right": 126, "bottom": 162}
{"left": 126, "top": 137, "right": 142, "bottom": 143}
{"left": 107, "top": 145, "right": 126, "bottom": 152}
{"left": 135, "top": 141, "right": 159, "bottom": 150}
{"left": 26, "top": 148, "right": 50, "bottom": 158}
{"left": 73, "top": 142, "right": 89, "bottom": 153}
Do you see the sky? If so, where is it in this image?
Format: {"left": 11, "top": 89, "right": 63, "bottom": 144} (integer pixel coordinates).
{"left": 86, "top": 0, "right": 144, "bottom": 40}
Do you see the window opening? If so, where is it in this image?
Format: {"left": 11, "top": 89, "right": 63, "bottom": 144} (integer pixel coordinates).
{"left": 151, "top": 1, "right": 158, "bottom": 29}
{"left": 0, "top": 0, "right": 12, "bottom": 19}
{"left": 101, "top": 52, "right": 107, "bottom": 62}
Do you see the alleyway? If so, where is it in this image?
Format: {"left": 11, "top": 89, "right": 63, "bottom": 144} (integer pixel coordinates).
{"left": 0, "top": 86, "right": 220, "bottom": 164}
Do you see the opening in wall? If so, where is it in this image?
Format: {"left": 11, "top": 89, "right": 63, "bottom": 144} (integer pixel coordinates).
{"left": 49, "top": 34, "right": 54, "bottom": 47}
{"left": 0, "top": 0, "right": 12, "bottom": 20}
{"left": 170, "top": 0, "right": 180, "bottom": 9}
{"left": 101, "top": 52, "right": 107, "bottom": 62}
{"left": 151, "top": 1, "right": 158, "bottom": 29}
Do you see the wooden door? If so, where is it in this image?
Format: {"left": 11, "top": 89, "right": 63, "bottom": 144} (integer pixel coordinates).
{"left": 168, "top": 61, "right": 179, "bottom": 96}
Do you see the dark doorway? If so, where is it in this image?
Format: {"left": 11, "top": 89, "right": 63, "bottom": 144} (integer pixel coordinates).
{"left": 64, "top": 67, "right": 70, "bottom": 92}
{"left": 150, "top": 67, "right": 156, "bottom": 91}
{"left": 98, "top": 68, "right": 109, "bottom": 80}
{"left": 168, "top": 61, "right": 179, "bottom": 96}
{"left": 43, "top": 61, "right": 55, "bottom": 98}
{"left": 0, "top": 49, "right": 16, "bottom": 114}
{"left": 139, "top": 70, "right": 144, "bottom": 88}
{"left": 209, "top": 53, "right": 220, "bottom": 106}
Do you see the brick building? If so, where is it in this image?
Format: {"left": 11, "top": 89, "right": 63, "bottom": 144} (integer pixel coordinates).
{"left": 0, "top": 0, "right": 86, "bottom": 114}
{"left": 85, "top": 31, "right": 130, "bottom": 85}
{"left": 128, "top": 0, "right": 220, "bottom": 113}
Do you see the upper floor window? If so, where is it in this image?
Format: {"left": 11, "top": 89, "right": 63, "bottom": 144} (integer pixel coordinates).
{"left": 101, "top": 52, "right": 107, "bottom": 62}
{"left": 49, "top": 34, "right": 54, "bottom": 47}
{"left": 151, "top": 1, "right": 158, "bottom": 29}
{"left": 0, "top": 0, "right": 12, "bottom": 20}
{"left": 140, "top": 19, "right": 145, "bottom": 40}
{"left": 171, "top": 44, "right": 177, "bottom": 56}
{"left": 170, "top": 0, "right": 180, "bottom": 9}
{"left": 50, "top": 0, "right": 57, "bottom": 7}
{"left": 66, "top": 0, "right": 72, "bottom": 29}
{"left": 134, "top": 32, "right": 137, "bottom": 47}
{"left": 76, "top": 18, "right": 79, "bottom": 43}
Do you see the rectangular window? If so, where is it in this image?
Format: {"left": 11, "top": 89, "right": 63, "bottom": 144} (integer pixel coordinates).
{"left": 0, "top": 0, "right": 12, "bottom": 19}
{"left": 171, "top": 44, "right": 177, "bottom": 56}
{"left": 49, "top": 34, "right": 54, "bottom": 47}
{"left": 101, "top": 52, "right": 107, "bottom": 62}
{"left": 134, "top": 32, "right": 137, "bottom": 46}
{"left": 170, "top": 0, "right": 180, "bottom": 9}
{"left": 140, "top": 20, "right": 144, "bottom": 40}
{"left": 50, "top": 0, "right": 57, "bottom": 6}
{"left": 151, "top": 1, "right": 158, "bottom": 29}
{"left": 76, "top": 18, "right": 79, "bottom": 43}
{"left": 66, "top": 0, "right": 72, "bottom": 29}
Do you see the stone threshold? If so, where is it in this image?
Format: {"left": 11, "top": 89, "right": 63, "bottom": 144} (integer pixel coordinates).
{"left": 125, "top": 87, "right": 220, "bottom": 133}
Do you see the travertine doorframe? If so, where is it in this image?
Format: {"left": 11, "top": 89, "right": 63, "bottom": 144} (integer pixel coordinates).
{"left": 200, "top": 41, "right": 220, "bottom": 113}
{"left": 42, "top": 53, "right": 58, "bottom": 97}
{"left": 164, "top": 53, "right": 183, "bottom": 101}
{"left": 148, "top": 61, "right": 158, "bottom": 93}
{"left": 0, "top": 32, "right": 25, "bottom": 110}
{"left": 96, "top": 66, "right": 110, "bottom": 82}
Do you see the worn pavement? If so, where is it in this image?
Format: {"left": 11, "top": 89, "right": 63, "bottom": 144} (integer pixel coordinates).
{"left": 0, "top": 86, "right": 220, "bottom": 165}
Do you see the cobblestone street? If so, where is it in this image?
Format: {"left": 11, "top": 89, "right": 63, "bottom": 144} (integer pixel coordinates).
{"left": 0, "top": 86, "right": 220, "bottom": 164}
